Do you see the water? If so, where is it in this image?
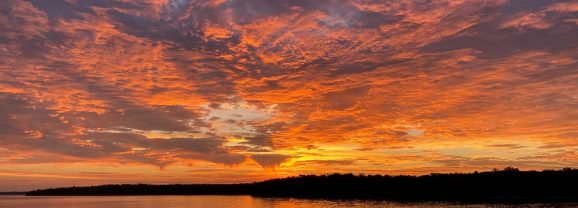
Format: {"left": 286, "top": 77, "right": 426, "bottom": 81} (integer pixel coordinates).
{"left": 0, "top": 195, "right": 575, "bottom": 208}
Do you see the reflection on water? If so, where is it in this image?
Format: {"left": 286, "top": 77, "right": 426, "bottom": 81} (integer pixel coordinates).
{"left": 0, "top": 195, "right": 575, "bottom": 208}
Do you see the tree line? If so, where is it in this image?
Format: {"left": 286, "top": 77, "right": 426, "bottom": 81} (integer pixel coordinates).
{"left": 26, "top": 167, "right": 578, "bottom": 202}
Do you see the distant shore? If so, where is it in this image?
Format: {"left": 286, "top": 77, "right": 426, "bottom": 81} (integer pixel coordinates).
{"left": 0, "top": 192, "right": 26, "bottom": 195}
{"left": 26, "top": 168, "right": 578, "bottom": 203}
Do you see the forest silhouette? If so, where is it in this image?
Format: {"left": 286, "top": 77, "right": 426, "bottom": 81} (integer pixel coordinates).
{"left": 27, "top": 167, "right": 578, "bottom": 202}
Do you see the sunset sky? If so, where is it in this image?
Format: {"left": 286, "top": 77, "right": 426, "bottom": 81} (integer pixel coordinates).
{"left": 1, "top": 0, "right": 578, "bottom": 191}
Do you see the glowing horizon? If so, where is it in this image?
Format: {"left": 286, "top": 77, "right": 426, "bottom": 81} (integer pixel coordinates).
{"left": 1, "top": 0, "right": 577, "bottom": 191}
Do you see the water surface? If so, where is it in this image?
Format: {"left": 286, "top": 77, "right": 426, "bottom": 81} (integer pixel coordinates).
{"left": 0, "top": 195, "right": 575, "bottom": 208}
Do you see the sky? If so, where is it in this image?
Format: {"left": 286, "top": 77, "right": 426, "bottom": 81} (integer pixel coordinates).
{"left": 0, "top": 0, "right": 577, "bottom": 191}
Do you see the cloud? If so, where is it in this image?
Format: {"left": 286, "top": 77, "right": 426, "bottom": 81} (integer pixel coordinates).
{"left": 0, "top": 92, "right": 245, "bottom": 167}
{"left": 485, "top": 144, "right": 525, "bottom": 149}
{"left": 1, "top": 0, "right": 578, "bottom": 190}
{"left": 548, "top": 2, "right": 578, "bottom": 13}
{"left": 501, "top": 13, "right": 552, "bottom": 30}
{"left": 298, "top": 159, "right": 356, "bottom": 166}
{"left": 251, "top": 154, "right": 291, "bottom": 168}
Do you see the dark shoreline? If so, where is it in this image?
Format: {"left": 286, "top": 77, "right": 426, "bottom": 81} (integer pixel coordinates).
{"left": 0, "top": 192, "right": 26, "bottom": 195}
{"left": 26, "top": 168, "right": 578, "bottom": 203}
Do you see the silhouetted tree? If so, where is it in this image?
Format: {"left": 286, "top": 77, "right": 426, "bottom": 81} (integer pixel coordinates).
{"left": 26, "top": 168, "right": 578, "bottom": 203}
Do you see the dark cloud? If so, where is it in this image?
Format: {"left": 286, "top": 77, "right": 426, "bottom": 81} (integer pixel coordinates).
{"left": 78, "top": 107, "right": 197, "bottom": 132}
{"left": 242, "top": 134, "right": 273, "bottom": 148}
{"left": 321, "top": 86, "right": 369, "bottom": 110}
{"left": 422, "top": 1, "right": 578, "bottom": 57}
{"left": 0, "top": 92, "right": 243, "bottom": 167}
{"left": 251, "top": 154, "right": 291, "bottom": 168}
{"left": 28, "top": 0, "right": 92, "bottom": 22}
{"left": 0, "top": 93, "right": 72, "bottom": 142}
{"left": 485, "top": 144, "right": 525, "bottom": 149}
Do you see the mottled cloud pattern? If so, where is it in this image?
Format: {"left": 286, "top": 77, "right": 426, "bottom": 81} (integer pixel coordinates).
{"left": 0, "top": 0, "right": 577, "bottom": 191}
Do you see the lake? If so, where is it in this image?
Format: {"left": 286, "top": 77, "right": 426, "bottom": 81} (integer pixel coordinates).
{"left": 0, "top": 195, "right": 576, "bottom": 208}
